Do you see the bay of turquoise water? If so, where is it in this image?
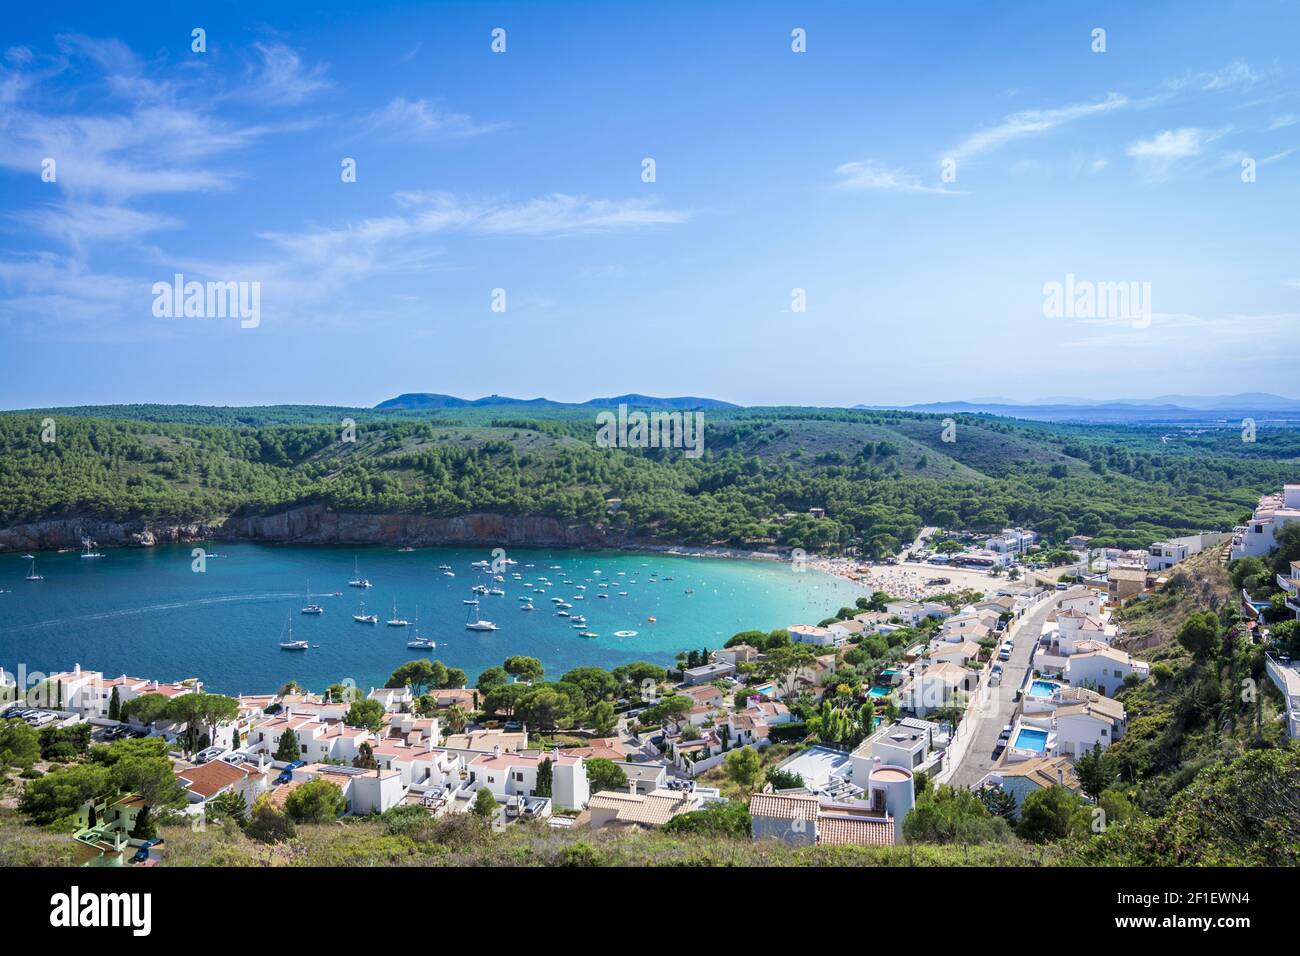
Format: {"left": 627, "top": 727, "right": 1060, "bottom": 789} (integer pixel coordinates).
{"left": 0, "top": 544, "right": 865, "bottom": 696}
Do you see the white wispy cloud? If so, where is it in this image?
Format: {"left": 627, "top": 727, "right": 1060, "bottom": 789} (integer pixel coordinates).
{"left": 833, "top": 160, "right": 960, "bottom": 194}
{"left": 240, "top": 42, "right": 332, "bottom": 106}
{"left": 1126, "top": 127, "right": 1211, "bottom": 159}
{"left": 1268, "top": 113, "right": 1297, "bottom": 130}
{"left": 262, "top": 192, "right": 689, "bottom": 263}
{"left": 949, "top": 93, "right": 1129, "bottom": 161}
{"left": 1166, "top": 59, "right": 1261, "bottom": 93}
{"left": 1125, "top": 126, "right": 1230, "bottom": 179}
{"left": 13, "top": 202, "right": 180, "bottom": 249}
{"left": 360, "top": 97, "right": 501, "bottom": 140}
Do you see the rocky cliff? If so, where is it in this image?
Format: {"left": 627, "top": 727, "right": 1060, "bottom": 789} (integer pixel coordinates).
{"left": 0, "top": 506, "right": 660, "bottom": 551}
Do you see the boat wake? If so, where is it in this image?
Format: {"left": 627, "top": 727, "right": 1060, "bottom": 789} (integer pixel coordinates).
{"left": 0, "top": 591, "right": 305, "bottom": 633}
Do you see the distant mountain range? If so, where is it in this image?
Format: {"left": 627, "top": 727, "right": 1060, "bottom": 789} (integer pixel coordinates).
{"left": 375, "top": 393, "right": 738, "bottom": 411}
{"left": 858, "top": 393, "right": 1300, "bottom": 424}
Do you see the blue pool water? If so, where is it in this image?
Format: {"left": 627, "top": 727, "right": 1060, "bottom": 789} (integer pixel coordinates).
{"left": 868, "top": 686, "right": 893, "bottom": 699}
{"left": 0, "top": 543, "right": 865, "bottom": 695}
{"left": 1029, "top": 679, "right": 1061, "bottom": 698}
{"left": 1014, "top": 728, "right": 1049, "bottom": 753}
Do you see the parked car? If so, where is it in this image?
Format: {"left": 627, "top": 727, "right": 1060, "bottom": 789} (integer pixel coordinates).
{"left": 195, "top": 746, "right": 227, "bottom": 764}
{"left": 992, "top": 742, "right": 1006, "bottom": 759}
{"left": 1055, "top": 582, "right": 1069, "bottom": 590}
{"left": 130, "top": 837, "right": 163, "bottom": 864}
{"left": 998, "top": 724, "right": 1013, "bottom": 740}
{"left": 275, "top": 760, "right": 306, "bottom": 784}
{"left": 998, "top": 649, "right": 1012, "bottom": 662}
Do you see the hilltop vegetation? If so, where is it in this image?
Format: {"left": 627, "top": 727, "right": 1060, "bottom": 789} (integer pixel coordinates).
{"left": 1104, "top": 548, "right": 1287, "bottom": 818}
{"left": 1, "top": 406, "right": 1295, "bottom": 555}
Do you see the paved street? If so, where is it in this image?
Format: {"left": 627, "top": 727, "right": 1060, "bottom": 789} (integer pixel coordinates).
{"left": 948, "top": 591, "right": 1059, "bottom": 788}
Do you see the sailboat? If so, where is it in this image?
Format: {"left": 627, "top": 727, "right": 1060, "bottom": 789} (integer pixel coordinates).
{"left": 301, "top": 580, "right": 324, "bottom": 614}
{"left": 386, "top": 599, "right": 410, "bottom": 627}
{"left": 24, "top": 557, "right": 43, "bottom": 581}
{"left": 348, "top": 557, "right": 372, "bottom": 589}
{"left": 464, "top": 605, "right": 499, "bottom": 631}
{"left": 353, "top": 598, "right": 378, "bottom": 624}
{"left": 406, "top": 609, "right": 436, "bottom": 649}
{"left": 80, "top": 536, "right": 104, "bottom": 559}
{"left": 279, "top": 616, "right": 309, "bottom": 650}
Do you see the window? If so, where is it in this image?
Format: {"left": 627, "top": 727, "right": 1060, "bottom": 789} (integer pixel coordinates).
{"left": 514, "top": 771, "right": 524, "bottom": 782}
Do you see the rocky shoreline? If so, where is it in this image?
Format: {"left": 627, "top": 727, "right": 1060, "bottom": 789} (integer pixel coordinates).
{"left": 0, "top": 505, "right": 794, "bottom": 564}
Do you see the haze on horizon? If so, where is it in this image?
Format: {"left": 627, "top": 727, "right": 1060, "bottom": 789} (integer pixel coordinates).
{"left": 2, "top": 2, "right": 1298, "bottom": 410}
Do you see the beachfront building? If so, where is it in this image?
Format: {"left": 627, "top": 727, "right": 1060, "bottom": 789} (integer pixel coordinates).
{"left": 1231, "top": 484, "right": 1300, "bottom": 559}
{"left": 787, "top": 624, "right": 845, "bottom": 648}
{"left": 986, "top": 528, "right": 1038, "bottom": 555}
{"left": 682, "top": 660, "right": 737, "bottom": 684}
{"left": 884, "top": 601, "right": 953, "bottom": 626}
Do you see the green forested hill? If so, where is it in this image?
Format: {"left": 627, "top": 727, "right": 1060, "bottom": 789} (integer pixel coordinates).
{"left": 0, "top": 405, "right": 1296, "bottom": 554}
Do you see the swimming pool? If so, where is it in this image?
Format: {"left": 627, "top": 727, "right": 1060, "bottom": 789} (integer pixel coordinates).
{"left": 868, "top": 686, "right": 893, "bottom": 699}
{"left": 752, "top": 683, "right": 774, "bottom": 697}
{"left": 1028, "top": 679, "right": 1061, "bottom": 698}
{"left": 1014, "top": 728, "right": 1049, "bottom": 753}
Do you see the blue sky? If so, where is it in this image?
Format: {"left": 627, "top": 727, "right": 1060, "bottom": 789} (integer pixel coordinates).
{"left": 1, "top": 0, "right": 1298, "bottom": 409}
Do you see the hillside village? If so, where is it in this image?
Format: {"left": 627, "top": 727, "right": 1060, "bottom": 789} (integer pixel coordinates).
{"left": 3, "top": 483, "right": 1296, "bottom": 866}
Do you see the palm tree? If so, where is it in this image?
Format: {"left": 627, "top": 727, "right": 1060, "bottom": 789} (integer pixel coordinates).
{"left": 444, "top": 705, "right": 469, "bottom": 734}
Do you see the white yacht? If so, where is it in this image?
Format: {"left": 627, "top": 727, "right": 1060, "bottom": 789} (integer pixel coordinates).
{"left": 465, "top": 606, "right": 499, "bottom": 631}
{"left": 24, "top": 557, "right": 43, "bottom": 581}
{"left": 386, "top": 599, "right": 410, "bottom": 627}
{"left": 407, "top": 611, "right": 435, "bottom": 649}
{"left": 353, "top": 599, "right": 378, "bottom": 624}
{"left": 279, "top": 617, "right": 309, "bottom": 650}
{"left": 348, "top": 558, "right": 372, "bottom": 588}
{"left": 301, "top": 580, "right": 324, "bottom": 614}
{"left": 488, "top": 587, "right": 506, "bottom": 596}
{"left": 80, "top": 537, "right": 104, "bottom": 559}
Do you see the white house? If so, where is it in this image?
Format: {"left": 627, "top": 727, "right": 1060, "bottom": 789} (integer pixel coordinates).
{"left": 176, "top": 756, "right": 273, "bottom": 813}
{"left": 467, "top": 748, "right": 590, "bottom": 810}
{"left": 902, "top": 662, "right": 979, "bottom": 716}
{"left": 1146, "top": 532, "right": 1232, "bottom": 571}
{"left": 1063, "top": 644, "right": 1149, "bottom": 697}
{"left": 928, "top": 640, "right": 982, "bottom": 667}
{"left": 787, "top": 624, "right": 844, "bottom": 647}
{"left": 1052, "top": 690, "right": 1126, "bottom": 756}
{"left": 1231, "top": 484, "right": 1300, "bottom": 559}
